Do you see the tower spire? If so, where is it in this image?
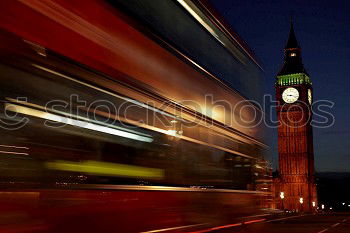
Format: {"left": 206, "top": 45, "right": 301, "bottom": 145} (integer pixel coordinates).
{"left": 278, "top": 20, "right": 308, "bottom": 76}
{"left": 285, "top": 19, "right": 300, "bottom": 49}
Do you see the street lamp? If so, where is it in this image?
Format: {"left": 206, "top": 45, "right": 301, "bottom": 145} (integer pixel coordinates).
{"left": 280, "top": 192, "right": 285, "bottom": 199}
{"left": 299, "top": 197, "right": 303, "bottom": 212}
{"left": 280, "top": 192, "right": 285, "bottom": 210}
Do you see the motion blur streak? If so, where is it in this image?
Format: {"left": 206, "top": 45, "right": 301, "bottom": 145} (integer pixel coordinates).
{"left": 211, "top": 222, "right": 242, "bottom": 230}
{"left": 141, "top": 223, "right": 208, "bottom": 233}
{"left": 0, "top": 150, "right": 28, "bottom": 156}
{"left": 0, "top": 0, "right": 271, "bottom": 232}
{"left": 5, "top": 103, "right": 154, "bottom": 143}
{"left": 191, "top": 218, "right": 266, "bottom": 233}
{"left": 175, "top": 0, "right": 248, "bottom": 65}
{"left": 243, "top": 218, "right": 266, "bottom": 224}
{"left": 192, "top": 222, "right": 242, "bottom": 233}
{"left": 0, "top": 145, "right": 29, "bottom": 150}
{"left": 31, "top": 64, "right": 179, "bottom": 119}
{"left": 176, "top": 0, "right": 219, "bottom": 40}
{"left": 45, "top": 160, "right": 164, "bottom": 179}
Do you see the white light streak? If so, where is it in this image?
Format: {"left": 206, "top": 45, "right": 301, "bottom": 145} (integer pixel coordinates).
{"left": 176, "top": 0, "right": 221, "bottom": 43}
{"left": 0, "top": 144, "right": 29, "bottom": 150}
{"left": 31, "top": 64, "right": 179, "bottom": 120}
{"left": 5, "top": 103, "right": 153, "bottom": 143}
{"left": 0, "top": 150, "right": 29, "bottom": 156}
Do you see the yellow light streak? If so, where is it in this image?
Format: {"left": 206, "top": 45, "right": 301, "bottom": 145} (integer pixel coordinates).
{"left": 45, "top": 160, "right": 164, "bottom": 179}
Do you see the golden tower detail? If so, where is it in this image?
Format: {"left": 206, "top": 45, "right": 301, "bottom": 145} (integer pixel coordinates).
{"left": 274, "top": 22, "right": 317, "bottom": 212}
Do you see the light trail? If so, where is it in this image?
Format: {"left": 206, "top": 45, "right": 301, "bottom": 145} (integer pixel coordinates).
{"left": 5, "top": 103, "right": 153, "bottom": 143}
{"left": 45, "top": 160, "right": 164, "bottom": 179}
{"left": 0, "top": 144, "right": 29, "bottom": 150}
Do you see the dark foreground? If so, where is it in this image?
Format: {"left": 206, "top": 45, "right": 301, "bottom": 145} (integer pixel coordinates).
{"left": 213, "top": 213, "right": 350, "bottom": 233}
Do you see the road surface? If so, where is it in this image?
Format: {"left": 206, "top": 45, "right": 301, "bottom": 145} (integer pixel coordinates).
{"left": 212, "top": 213, "right": 350, "bottom": 233}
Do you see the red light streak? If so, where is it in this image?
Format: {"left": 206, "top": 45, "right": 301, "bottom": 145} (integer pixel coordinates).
{"left": 191, "top": 218, "right": 266, "bottom": 232}
{"left": 211, "top": 223, "right": 242, "bottom": 230}
{"left": 244, "top": 218, "right": 266, "bottom": 224}
{"left": 191, "top": 223, "right": 242, "bottom": 233}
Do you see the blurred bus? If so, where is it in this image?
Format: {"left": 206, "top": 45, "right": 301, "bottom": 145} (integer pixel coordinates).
{"left": 0, "top": 0, "right": 271, "bottom": 232}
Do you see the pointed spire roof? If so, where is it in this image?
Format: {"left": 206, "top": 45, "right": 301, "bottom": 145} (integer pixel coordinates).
{"left": 278, "top": 20, "right": 309, "bottom": 76}
{"left": 285, "top": 20, "right": 300, "bottom": 49}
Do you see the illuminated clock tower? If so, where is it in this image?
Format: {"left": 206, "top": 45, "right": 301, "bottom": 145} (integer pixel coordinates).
{"left": 275, "top": 22, "right": 317, "bottom": 212}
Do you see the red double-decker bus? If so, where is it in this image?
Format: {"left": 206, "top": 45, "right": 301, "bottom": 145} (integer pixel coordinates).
{"left": 0, "top": 1, "right": 271, "bottom": 232}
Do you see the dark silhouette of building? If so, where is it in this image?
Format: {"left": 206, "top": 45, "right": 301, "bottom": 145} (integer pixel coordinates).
{"left": 273, "top": 21, "right": 317, "bottom": 212}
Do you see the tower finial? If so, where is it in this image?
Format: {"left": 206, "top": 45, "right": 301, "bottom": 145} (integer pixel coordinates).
{"left": 285, "top": 18, "right": 300, "bottom": 49}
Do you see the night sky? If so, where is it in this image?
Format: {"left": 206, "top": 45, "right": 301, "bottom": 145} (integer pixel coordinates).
{"left": 209, "top": 0, "right": 350, "bottom": 172}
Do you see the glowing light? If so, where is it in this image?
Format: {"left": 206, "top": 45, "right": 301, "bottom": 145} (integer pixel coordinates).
{"left": 141, "top": 223, "right": 207, "bottom": 233}
{"left": 321, "top": 204, "right": 325, "bottom": 210}
{"left": 312, "top": 201, "right": 316, "bottom": 207}
{"left": 244, "top": 219, "right": 266, "bottom": 224}
{"left": 5, "top": 103, "right": 153, "bottom": 143}
{"left": 198, "top": 222, "right": 242, "bottom": 232}
{"left": 166, "top": 130, "right": 177, "bottom": 136}
{"left": 330, "top": 207, "right": 333, "bottom": 210}
{"left": 0, "top": 144, "right": 29, "bottom": 150}
{"left": 45, "top": 160, "right": 164, "bottom": 179}
{"left": 176, "top": 0, "right": 259, "bottom": 67}
{"left": 280, "top": 192, "right": 285, "bottom": 199}
{"left": 0, "top": 150, "right": 28, "bottom": 156}
{"left": 211, "top": 223, "right": 242, "bottom": 230}
{"left": 277, "top": 73, "right": 312, "bottom": 86}
{"left": 24, "top": 40, "right": 46, "bottom": 57}
{"left": 176, "top": 0, "right": 221, "bottom": 42}
{"left": 342, "top": 203, "right": 345, "bottom": 205}
{"left": 165, "top": 129, "right": 183, "bottom": 137}
{"left": 299, "top": 197, "right": 303, "bottom": 204}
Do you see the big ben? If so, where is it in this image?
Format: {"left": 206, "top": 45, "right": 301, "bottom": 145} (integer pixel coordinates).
{"left": 275, "top": 22, "right": 317, "bottom": 212}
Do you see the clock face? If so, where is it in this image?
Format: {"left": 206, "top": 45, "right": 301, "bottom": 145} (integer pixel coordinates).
{"left": 308, "top": 89, "right": 312, "bottom": 104}
{"left": 282, "top": 87, "right": 299, "bottom": 103}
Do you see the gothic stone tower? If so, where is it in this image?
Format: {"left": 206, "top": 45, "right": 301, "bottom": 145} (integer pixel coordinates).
{"left": 275, "top": 22, "right": 317, "bottom": 212}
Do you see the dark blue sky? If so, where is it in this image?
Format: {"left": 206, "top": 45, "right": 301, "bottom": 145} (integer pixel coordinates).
{"left": 209, "top": 0, "right": 350, "bottom": 172}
